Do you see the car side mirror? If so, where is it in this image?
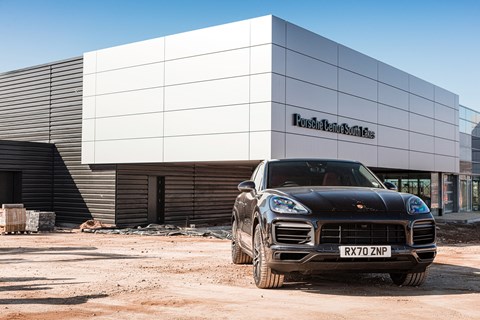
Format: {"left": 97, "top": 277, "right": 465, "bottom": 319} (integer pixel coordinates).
{"left": 238, "top": 180, "right": 256, "bottom": 193}
{"left": 383, "top": 181, "right": 398, "bottom": 191}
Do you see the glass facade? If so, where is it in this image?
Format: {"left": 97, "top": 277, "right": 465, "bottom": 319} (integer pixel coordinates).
{"left": 459, "top": 105, "right": 480, "bottom": 212}
{"left": 383, "top": 173, "right": 431, "bottom": 207}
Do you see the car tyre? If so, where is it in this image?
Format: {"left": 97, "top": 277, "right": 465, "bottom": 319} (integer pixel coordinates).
{"left": 231, "top": 220, "right": 252, "bottom": 264}
{"left": 390, "top": 268, "right": 429, "bottom": 286}
{"left": 253, "top": 224, "right": 284, "bottom": 289}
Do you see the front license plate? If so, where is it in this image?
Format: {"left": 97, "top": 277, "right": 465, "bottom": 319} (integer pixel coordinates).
{"left": 339, "top": 246, "right": 391, "bottom": 258}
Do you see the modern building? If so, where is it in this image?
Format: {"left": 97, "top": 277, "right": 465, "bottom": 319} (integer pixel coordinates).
{"left": 0, "top": 15, "right": 475, "bottom": 226}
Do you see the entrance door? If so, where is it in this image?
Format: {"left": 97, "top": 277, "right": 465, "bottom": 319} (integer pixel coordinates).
{"left": 0, "top": 171, "right": 21, "bottom": 205}
{"left": 443, "top": 175, "right": 455, "bottom": 213}
{"left": 147, "top": 176, "right": 165, "bottom": 224}
{"left": 473, "top": 179, "right": 480, "bottom": 211}
{"left": 459, "top": 176, "right": 472, "bottom": 212}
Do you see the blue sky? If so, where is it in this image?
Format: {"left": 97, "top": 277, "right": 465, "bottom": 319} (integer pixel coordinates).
{"left": 1, "top": 0, "right": 479, "bottom": 109}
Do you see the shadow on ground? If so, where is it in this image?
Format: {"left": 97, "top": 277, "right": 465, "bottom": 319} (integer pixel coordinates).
{"left": 0, "top": 246, "right": 142, "bottom": 264}
{"left": 0, "top": 294, "right": 108, "bottom": 305}
{"left": 282, "top": 262, "right": 480, "bottom": 296}
{"left": 0, "top": 277, "right": 81, "bottom": 292}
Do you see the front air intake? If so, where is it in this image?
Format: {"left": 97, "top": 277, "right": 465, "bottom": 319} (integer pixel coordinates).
{"left": 412, "top": 220, "right": 436, "bottom": 245}
{"left": 273, "top": 222, "right": 313, "bottom": 245}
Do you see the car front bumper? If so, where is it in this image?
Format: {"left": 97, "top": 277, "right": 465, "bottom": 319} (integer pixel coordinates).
{"left": 261, "top": 214, "right": 437, "bottom": 275}
{"left": 265, "top": 243, "right": 436, "bottom": 274}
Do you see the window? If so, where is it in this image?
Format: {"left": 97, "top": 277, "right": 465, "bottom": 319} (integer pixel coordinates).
{"left": 252, "top": 162, "right": 265, "bottom": 191}
{"left": 267, "top": 160, "right": 382, "bottom": 188}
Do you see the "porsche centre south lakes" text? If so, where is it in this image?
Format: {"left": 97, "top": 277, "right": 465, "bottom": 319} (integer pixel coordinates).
{"left": 293, "top": 113, "right": 375, "bottom": 139}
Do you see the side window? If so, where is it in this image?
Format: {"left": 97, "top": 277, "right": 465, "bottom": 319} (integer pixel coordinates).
{"left": 253, "top": 162, "right": 265, "bottom": 191}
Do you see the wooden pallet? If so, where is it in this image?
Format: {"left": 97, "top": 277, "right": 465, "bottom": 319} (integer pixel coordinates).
{"left": 0, "top": 226, "right": 28, "bottom": 235}
{"left": 0, "top": 205, "right": 27, "bottom": 233}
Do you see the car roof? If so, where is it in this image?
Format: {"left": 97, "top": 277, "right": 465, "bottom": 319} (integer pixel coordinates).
{"left": 265, "top": 158, "right": 362, "bottom": 164}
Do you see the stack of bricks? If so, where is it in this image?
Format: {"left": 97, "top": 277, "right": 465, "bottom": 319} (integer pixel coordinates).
{"left": 26, "top": 211, "right": 56, "bottom": 232}
{"left": 0, "top": 204, "right": 27, "bottom": 234}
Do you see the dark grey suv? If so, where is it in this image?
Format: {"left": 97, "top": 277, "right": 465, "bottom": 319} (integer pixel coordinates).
{"left": 231, "top": 159, "right": 436, "bottom": 289}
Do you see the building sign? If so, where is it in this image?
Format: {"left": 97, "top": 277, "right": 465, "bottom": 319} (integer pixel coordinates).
{"left": 293, "top": 113, "right": 375, "bottom": 139}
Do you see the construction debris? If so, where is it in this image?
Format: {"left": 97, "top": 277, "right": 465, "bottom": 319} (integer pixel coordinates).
{"left": 26, "top": 211, "right": 56, "bottom": 232}
{"left": 79, "top": 220, "right": 114, "bottom": 230}
{"left": 81, "top": 223, "right": 232, "bottom": 240}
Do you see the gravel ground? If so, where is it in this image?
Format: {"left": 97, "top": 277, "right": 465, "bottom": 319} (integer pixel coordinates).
{"left": 0, "top": 223, "right": 479, "bottom": 320}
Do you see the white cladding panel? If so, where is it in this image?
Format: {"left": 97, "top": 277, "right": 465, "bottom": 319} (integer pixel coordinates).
{"left": 164, "top": 105, "right": 249, "bottom": 136}
{"left": 338, "top": 45, "right": 378, "bottom": 80}
{"left": 82, "top": 74, "right": 96, "bottom": 97}
{"left": 251, "top": 44, "right": 273, "bottom": 74}
{"left": 96, "top": 63, "right": 164, "bottom": 95}
{"left": 338, "top": 93, "right": 378, "bottom": 123}
{"left": 410, "top": 151, "right": 435, "bottom": 171}
{"left": 164, "top": 77, "right": 249, "bottom": 111}
{"left": 377, "top": 126, "right": 409, "bottom": 150}
{"left": 286, "top": 50, "right": 337, "bottom": 90}
{"left": 285, "top": 134, "right": 338, "bottom": 159}
{"left": 378, "top": 147, "right": 409, "bottom": 169}
{"left": 410, "top": 113, "right": 435, "bottom": 136}
{"left": 378, "top": 62, "right": 409, "bottom": 91}
{"left": 435, "top": 103, "right": 456, "bottom": 124}
{"left": 410, "top": 94, "right": 434, "bottom": 118}
{"left": 250, "top": 73, "right": 273, "bottom": 103}
{"left": 435, "top": 86, "right": 456, "bottom": 107}
{"left": 95, "top": 113, "right": 164, "bottom": 140}
{"left": 285, "top": 78, "right": 337, "bottom": 115}
{"left": 96, "top": 38, "right": 164, "bottom": 72}
{"left": 95, "top": 88, "right": 164, "bottom": 118}
{"left": 164, "top": 133, "right": 249, "bottom": 162}
{"left": 410, "top": 132, "right": 435, "bottom": 153}
{"left": 95, "top": 138, "right": 164, "bottom": 164}
{"left": 410, "top": 75, "right": 435, "bottom": 100}
{"left": 82, "top": 119, "right": 95, "bottom": 142}
{"left": 82, "top": 15, "right": 459, "bottom": 172}
{"left": 165, "top": 49, "right": 250, "bottom": 86}
{"left": 164, "top": 19, "right": 250, "bottom": 60}
{"left": 378, "top": 104, "right": 409, "bottom": 130}
{"left": 378, "top": 83, "right": 409, "bottom": 110}
{"left": 338, "top": 141, "right": 378, "bottom": 167}
{"left": 338, "top": 69, "right": 377, "bottom": 101}
{"left": 285, "top": 22, "right": 337, "bottom": 65}
{"left": 83, "top": 96, "right": 95, "bottom": 119}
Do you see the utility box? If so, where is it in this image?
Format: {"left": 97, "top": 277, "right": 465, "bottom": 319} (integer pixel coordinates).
{"left": 0, "top": 204, "right": 27, "bottom": 233}
{"left": 26, "top": 211, "right": 56, "bottom": 232}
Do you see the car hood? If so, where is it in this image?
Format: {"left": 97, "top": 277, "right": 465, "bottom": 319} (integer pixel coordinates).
{"left": 272, "top": 187, "right": 406, "bottom": 213}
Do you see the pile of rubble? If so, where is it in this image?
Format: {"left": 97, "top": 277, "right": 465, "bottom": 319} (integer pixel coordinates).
{"left": 81, "top": 222, "right": 232, "bottom": 240}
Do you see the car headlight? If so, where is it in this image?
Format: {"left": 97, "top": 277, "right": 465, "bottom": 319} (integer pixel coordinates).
{"left": 270, "top": 196, "right": 309, "bottom": 214}
{"left": 406, "top": 196, "right": 429, "bottom": 214}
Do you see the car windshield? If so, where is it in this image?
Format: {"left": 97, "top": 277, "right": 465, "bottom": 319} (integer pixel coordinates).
{"left": 267, "top": 160, "right": 383, "bottom": 189}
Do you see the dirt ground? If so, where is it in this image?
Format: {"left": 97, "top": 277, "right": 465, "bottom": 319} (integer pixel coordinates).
{"left": 1, "top": 223, "right": 479, "bottom": 320}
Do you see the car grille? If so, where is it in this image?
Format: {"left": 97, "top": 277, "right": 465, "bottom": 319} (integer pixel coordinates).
{"left": 412, "top": 220, "right": 436, "bottom": 245}
{"left": 320, "top": 223, "right": 406, "bottom": 245}
{"left": 273, "top": 222, "right": 313, "bottom": 245}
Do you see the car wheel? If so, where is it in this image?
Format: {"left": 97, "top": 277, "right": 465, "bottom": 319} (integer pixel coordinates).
{"left": 231, "top": 220, "right": 252, "bottom": 264}
{"left": 253, "top": 224, "right": 284, "bottom": 289}
{"left": 390, "top": 268, "right": 429, "bottom": 286}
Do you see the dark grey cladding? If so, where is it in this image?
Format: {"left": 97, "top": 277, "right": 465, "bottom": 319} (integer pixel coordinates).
{"left": 0, "top": 58, "right": 116, "bottom": 225}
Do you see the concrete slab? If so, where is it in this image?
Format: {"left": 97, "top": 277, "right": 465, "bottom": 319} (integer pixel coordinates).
{"left": 434, "top": 211, "right": 480, "bottom": 224}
